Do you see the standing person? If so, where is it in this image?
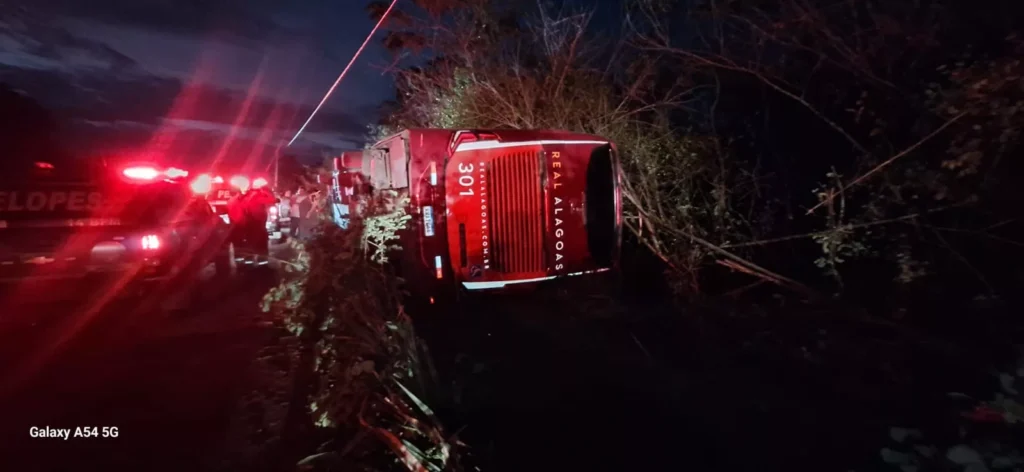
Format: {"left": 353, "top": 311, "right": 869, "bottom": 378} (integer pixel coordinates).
{"left": 290, "top": 187, "right": 305, "bottom": 239}
{"left": 243, "top": 186, "right": 276, "bottom": 257}
{"left": 280, "top": 190, "right": 292, "bottom": 220}
{"left": 298, "top": 187, "right": 319, "bottom": 238}
{"left": 226, "top": 191, "right": 248, "bottom": 251}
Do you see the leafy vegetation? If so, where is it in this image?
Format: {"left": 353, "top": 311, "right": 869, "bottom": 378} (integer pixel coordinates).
{"left": 257, "top": 201, "right": 460, "bottom": 472}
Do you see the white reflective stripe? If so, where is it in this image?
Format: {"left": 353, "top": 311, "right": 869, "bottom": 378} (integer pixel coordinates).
{"left": 455, "top": 140, "right": 608, "bottom": 152}
{"left": 566, "top": 268, "right": 611, "bottom": 277}
{"left": 0, "top": 218, "right": 123, "bottom": 228}
{"left": 434, "top": 255, "right": 442, "bottom": 269}
{"left": 462, "top": 275, "right": 557, "bottom": 290}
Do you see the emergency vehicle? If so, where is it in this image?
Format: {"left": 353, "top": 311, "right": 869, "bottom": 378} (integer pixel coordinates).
{"left": 331, "top": 129, "right": 623, "bottom": 301}
{"left": 0, "top": 160, "right": 233, "bottom": 307}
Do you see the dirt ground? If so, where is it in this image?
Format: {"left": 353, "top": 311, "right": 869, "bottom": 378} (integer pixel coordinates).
{"left": 0, "top": 267, "right": 278, "bottom": 471}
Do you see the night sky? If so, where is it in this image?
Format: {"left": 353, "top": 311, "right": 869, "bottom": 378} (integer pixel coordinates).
{"left": 0, "top": 0, "right": 395, "bottom": 168}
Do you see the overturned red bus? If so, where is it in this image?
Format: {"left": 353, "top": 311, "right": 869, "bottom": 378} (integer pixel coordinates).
{"left": 334, "top": 129, "right": 623, "bottom": 299}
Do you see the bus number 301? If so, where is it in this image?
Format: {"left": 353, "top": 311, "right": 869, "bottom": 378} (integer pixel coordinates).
{"left": 458, "top": 163, "right": 474, "bottom": 196}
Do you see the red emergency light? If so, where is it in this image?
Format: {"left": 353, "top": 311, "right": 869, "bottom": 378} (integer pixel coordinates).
{"left": 122, "top": 166, "right": 189, "bottom": 182}
{"left": 190, "top": 173, "right": 214, "bottom": 194}
{"left": 253, "top": 177, "right": 268, "bottom": 189}
{"left": 165, "top": 167, "right": 189, "bottom": 178}
{"left": 123, "top": 166, "right": 161, "bottom": 180}
{"left": 229, "top": 175, "right": 250, "bottom": 191}
{"left": 190, "top": 173, "right": 240, "bottom": 194}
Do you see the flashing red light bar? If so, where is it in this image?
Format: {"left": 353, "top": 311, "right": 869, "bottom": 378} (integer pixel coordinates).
{"left": 229, "top": 175, "right": 250, "bottom": 190}
{"left": 123, "top": 166, "right": 189, "bottom": 181}
{"left": 191, "top": 174, "right": 213, "bottom": 194}
{"left": 165, "top": 167, "right": 189, "bottom": 178}
{"left": 123, "top": 166, "right": 161, "bottom": 180}
{"left": 253, "top": 177, "right": 268, "bottom": 189}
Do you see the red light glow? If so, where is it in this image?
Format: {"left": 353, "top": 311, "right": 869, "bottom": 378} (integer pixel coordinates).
{"left": 141, "top": 234, "right": 161, "bottom": 250}
{"left": 191, "top": 174, "right": 213, "bottom": 194}
{"left": 165, "top": 167, "right": 189, "bottom": 178}
{"left": 123, "top": 166, "right": 161, "bottom": 180}
{"left": 253, "top": 177, "right": 268, "bottom": 189}
{"left": 230, "top": 175, "right": 250, "bottom": 191}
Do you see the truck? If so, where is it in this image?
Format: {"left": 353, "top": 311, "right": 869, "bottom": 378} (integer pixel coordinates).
{"left": 331, "top": 128, "right": 624, "bottom": 301}
{"left": 0, "top": 160, "right": 233, "bottom": 309}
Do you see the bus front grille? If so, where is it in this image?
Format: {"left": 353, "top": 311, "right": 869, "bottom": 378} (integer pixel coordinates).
{"left": 486, "top": 152, "right": 545, "bottom": 273}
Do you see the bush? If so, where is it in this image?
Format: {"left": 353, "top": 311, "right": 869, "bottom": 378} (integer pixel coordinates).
{"left": 260, "top": 202, "right": 460, "bottom": 471}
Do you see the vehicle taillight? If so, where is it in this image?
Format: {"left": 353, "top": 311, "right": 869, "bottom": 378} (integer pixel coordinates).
{"left": 253, "top": 177, "right": 268, "bottom": 189}
{"left": 35, "top": 161, "right": 54, "bottom": 170}
{"left": 141, "top": 234, "right": 161, "bottom": 250}
{"left": 429, "top": 161, "right": 438, "bottom": 185}
{"left": 230, "top": 175, "right": 250, "bottom": 191}
{"left": 434, "top": 255, "right": 443, "bottom": 279}
{"left": 191, "top": 174, "right": 213, "bottom": 194}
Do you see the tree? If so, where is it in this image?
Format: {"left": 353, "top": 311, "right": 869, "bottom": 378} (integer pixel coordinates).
{"left": 276, "top": 153, "right": 316, "bottom": 191}
{"left": 631, "top": 0, "right": 1024, "bottom": 303}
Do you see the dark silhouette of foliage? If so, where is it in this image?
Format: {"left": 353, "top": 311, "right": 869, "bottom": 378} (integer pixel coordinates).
{"left": 0, "top": 83, "right": 64, "bottom": 162}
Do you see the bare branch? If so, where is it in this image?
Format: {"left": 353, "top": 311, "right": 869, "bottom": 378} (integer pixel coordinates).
{"left": 805, "top": 112, "right": 967, "bottom": 215}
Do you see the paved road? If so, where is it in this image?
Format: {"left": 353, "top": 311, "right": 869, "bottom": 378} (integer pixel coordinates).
{"left": 0, "top": 267, "right": 278, "bottom": 471}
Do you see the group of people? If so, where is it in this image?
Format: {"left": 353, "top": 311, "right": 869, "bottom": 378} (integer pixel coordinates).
{"left": 226, "top": 184, "right": 277, "bottom": 256}
{"left": 223, "top": 183, "right": 323, "bottom": 259}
